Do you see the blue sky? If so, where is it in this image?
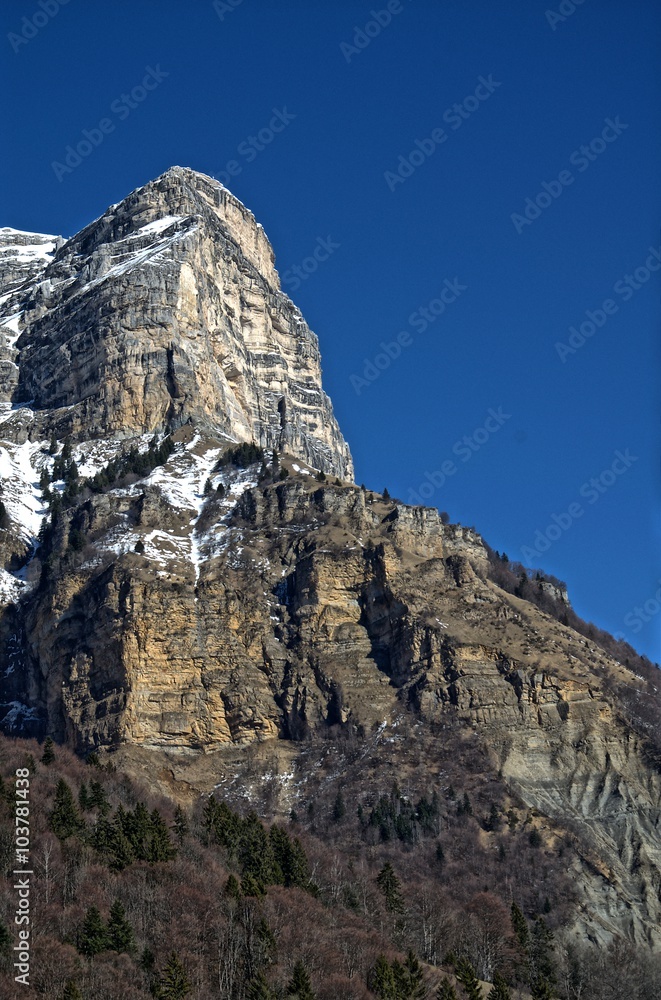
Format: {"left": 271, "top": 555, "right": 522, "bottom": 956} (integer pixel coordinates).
{"left": 2, "top": 0, "right": 660, "bottom": 661}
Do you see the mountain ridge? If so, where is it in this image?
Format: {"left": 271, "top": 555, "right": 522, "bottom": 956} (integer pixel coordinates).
{"left": 1, "top": 170, "right": 661, "bottom": 963}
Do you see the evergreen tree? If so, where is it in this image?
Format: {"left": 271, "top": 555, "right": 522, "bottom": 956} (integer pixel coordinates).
{"left": 40, "top": 736, "right": 55, "bottom": 765}
{"left": 48, "top": 432, "right": 58, "bottom": 455}
{"left": 60, "top": 981, "right": 83, "bottom": 1000}
{"left": 436, "top": 979, "right": 457, "bottom": 1000}
{"left": 173, "top": 804, "right": 189, "bottom": 845}
{"left": 224, "top": 874, "right": 242, "bottom": 899}
{"left": 107, "top": 899, "right": 135, "bottom": 953}
{"left": 376, "top": 862, "right": 405, "bottom": 913}
{"left": 287, "top": 960, "right": 316, "bottom": 999}
{"left": 147, "top": 807, "right": 177, "bottom": 861}
{"left": 511, "top": 902, "right": 528, "bottom": 949}
{"left": 530, "top": 978, "right": 555, "bottom": 1000}
{"left": 50, "top": 779, "right": 84, "bottom": 840}
{"left": 155, "top": 952, "right": 192, "bottom": 1000}
{"left": 332, "top": 789, "right": 346, "bottom": 821}
{"left": 454, "top": 958, "right": 482, "bottom": 1000}
{"left": 383, "top": 487, "right": 391, "bottom": 500}
{"left": 487, "top": 972, "right": 512, "bottom": 1000}
{"left": 78, "top": 782, "right": 90, "bottom": 812}
{"left": 529, "top": 918, "right": 556, "bottom": 999}
{"left": 140, "top": 946, "right": 156, "bottom": 973}
{"left": 77, "top": 905, "right": 108, "bottom": 957}
{"left": 247, "top": 971, "right": 274, "bottom": 1000}
{"left": 368, "top": 955, "right": 398, "bottom": 999}
{"left": 394, "top": 951, "right": 426, "bottom": 999}
{"left": 88, "top": 779, "right": 109, "bottom": 815}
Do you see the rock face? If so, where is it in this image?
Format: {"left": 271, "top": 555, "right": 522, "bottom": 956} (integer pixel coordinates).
{"left": 0, "top": 167, "right": 352, "bottom": 479}
{"left": 1, "top": 169, "right": 661, "bottom": 956}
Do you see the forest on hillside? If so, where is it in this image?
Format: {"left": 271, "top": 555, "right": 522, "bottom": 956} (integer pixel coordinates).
{"left": 1, "top": 734, "right": 660, "bottom": 1000}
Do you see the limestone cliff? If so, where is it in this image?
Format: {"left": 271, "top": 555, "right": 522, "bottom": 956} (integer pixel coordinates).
{"left": 0, "top": 167, "right": 352, "bottom": 478}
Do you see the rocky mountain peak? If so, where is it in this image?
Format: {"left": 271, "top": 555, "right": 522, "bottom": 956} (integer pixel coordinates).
{"left": 0, "top": 167, "right": 353, "bottom": 479}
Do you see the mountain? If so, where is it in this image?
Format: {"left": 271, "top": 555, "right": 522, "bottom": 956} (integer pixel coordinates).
{"left": 1, "top": 169, "right": 661, "bottom": 977}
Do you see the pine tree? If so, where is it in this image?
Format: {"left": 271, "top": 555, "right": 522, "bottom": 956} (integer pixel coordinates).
{"left": 368, "top": 955, "right": 398, "bottom": 999}
{"left": 147, "top": 807, "right": 177, "bottom": 861}
{"left": 488, "top": 972, "right": 513, "bottom": 1000}
{"left": 173, "top": 804, "right": 189, "bottom": 845}
{"left": 436, "top": 978, "right": 457, "bottom": 1000}
{"left": 454, "top": 957, "right": 482, "bottom": 1000}
{"left": 224, "top": 874, "right": 242, "bottom": 899}
{"left": 78, "top": 782, "right": 90, "bottom": 811}
{"left": 376, "top": 862, "right": 405, "bottom": 913}
{"left": 511, "top": 902, "right": 528, "bottom": 949}
{"left": 40, "top": 736, "right": 55, "bottom": 765}
{"left": 50, "top": 779, "right": 84, "bottom": 840}
{"left": 383, "top": 487, "right": 390, "bottom": 500}
{"left": 530, "top": 978, "right": 555, "bottom": 1000}
{"left": 287, "top": 960, "right": 316, "bottom": 999}
{"left": 60, "top": 981, "right": 83, "bottom": 1000}
{"left": 247, "top": 971, "right": 274, "bottom": 999}
{"left": 88, "top": 779, "right": 109, "bottom": 815}
{"left": 107, "top": 899, "right": 135, "bottom": 953}
{"left": 155, "top": 952, "right": 192, "bottom": 1000}
{"left": 394, "top": 951, "right": 426, "bottom": 999}
{"left": 77, "top": 905, "right": 108, "bottom": 957}
{"left": 332, "top": 789, "right": 346, "bottom": 821}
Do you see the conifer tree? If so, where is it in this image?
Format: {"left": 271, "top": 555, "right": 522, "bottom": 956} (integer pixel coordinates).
{"left": 368, "top": 955, "right": 397, "bottom": 999}
{"left": 394, "top": 951, "right": 427, "bottom": 999}
{"left": 247, "top": 971, "right": 274, "bottom": 999}
{"left": 40, "top": 736, "right": 55, "bottom": 765}
{"left": 376, "top": 861, "right": 405, "bottom": 913}
{"left": 436, "top": 978, "right": 457, "bottom": 1000}
{"left": 511, "top": 902, "right": 528, "bottom": 949}
{"left": 224, "top": 874, "right": 242, "bottom": 899}
{"left": 332, "top": 789, "right": 346, "bottom": 821}
{"left": 487, "top": 972, "right": 513, "bottom": 1000}
{"left": 287, "top": 960, "right": 316, "bottom": 999}
{"left": 89, "top": 781, "right": 110, "bottom": 816}
{"left": 454, "top": 957, "right": 482, "bottom": 1000}
{"left": 147, "top": 807, "right": 177, "bottom": 861}
{"left": 77, "top": 905, "right": 108, "bottom": 957}
{"left": 107, "top": 899, "right": 135, "bottom": 953}
{"left": 78, "top": 782, "right": 90, "bottom": 812}
{"left": 155, "top": 952, "right": 192, "bottom": 999}
{"left": 50, "top": 779, "right": 84, "bottom": 840}
{"left": 173, "top": 804, "right": 189, "bottom": 845}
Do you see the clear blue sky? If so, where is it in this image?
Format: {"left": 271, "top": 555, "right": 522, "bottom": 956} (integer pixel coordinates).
{"left": 2, "top": 0, "right": 660, "bottom": 661}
